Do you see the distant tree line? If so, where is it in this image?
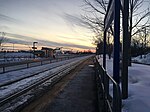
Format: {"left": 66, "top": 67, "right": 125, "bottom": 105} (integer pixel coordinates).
{"left": 96, "top": 40, "right": 113, "bottom": 59}
{"left": 131, "top": 40, "right": 150, "bottom": 58}
{"left": 96, "top": 38, "right": 150, "bottom": 58}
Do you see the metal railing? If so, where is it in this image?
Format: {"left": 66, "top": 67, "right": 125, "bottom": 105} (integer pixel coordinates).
{"left": 94, "top": 57, "right": 122, "bottom": 112}
{"left": 0, "top": 54, "right": 86, "bottom": 73}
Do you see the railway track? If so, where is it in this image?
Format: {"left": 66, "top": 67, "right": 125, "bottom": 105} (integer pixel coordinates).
{"left": 0, "top": 64, "right": 65, "bottom": 87}
{"left": 0, "top": 56, "right": 88, "bottom": 87}
{"left": 0, "top": 56, "right": 92, "bottom": 112}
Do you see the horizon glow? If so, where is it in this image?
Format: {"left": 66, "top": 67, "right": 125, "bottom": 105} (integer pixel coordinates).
{"left": 0, "top": 0, "right": 96, "bottom": 52}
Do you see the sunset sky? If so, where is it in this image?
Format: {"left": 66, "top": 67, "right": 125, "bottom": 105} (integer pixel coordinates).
{"left": 0, "top": 0, "right": 95, "bottom": 52}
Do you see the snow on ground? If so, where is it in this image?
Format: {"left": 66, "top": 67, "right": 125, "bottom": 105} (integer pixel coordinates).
{"left": 0, "top": 56, "right": 91, "bottom": 85}
{"left": 0, "top": 58, "right": 77, "bottom": 85}
{"left": 0, "top": 55, "right": 91, "bottom": 100}
{"left": 123, "top": 63, "right": 150, "bottom": 112}
{"left": 132, "top": 53, "right": 150, "bottom": 64}
{"left": 0, "top": 52, "right": 36, "bottom": 63}
{"left": 98, "top": 56, "right": 150, "bottom": 112}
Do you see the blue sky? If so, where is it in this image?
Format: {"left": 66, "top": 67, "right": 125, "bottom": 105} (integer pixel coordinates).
{"left": 0, "top": 0, "right": 95, "bottom": 51}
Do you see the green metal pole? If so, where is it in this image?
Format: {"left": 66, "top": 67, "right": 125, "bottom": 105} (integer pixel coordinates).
{"left": 122, "top": 0, "right": 129, "bottom": 99}
{"left": 113, "top": 0, "right": 120, "bottom": 84}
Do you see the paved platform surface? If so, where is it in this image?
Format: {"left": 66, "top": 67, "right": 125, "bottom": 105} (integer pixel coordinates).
{"left": 44, "top": 59, "right": 98, "bottom": 112}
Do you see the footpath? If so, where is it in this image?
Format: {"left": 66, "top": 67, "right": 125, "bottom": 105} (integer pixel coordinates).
{"left": 44, "top": 58, "right": 99, "bottom": 112}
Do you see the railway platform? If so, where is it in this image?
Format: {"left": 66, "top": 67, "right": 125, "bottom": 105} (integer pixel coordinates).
{"left": 21, "top": 57, "right": 100, "bottom": 112}
{"left": 44, "top": 58, "right": 98, "bottom": 112}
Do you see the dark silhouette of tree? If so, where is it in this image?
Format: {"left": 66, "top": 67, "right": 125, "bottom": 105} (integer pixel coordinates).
{"left": 131, "top": 27, "right": 150, "bottom": 58}
{"left": 0, "top": 32, "right": 7, "bottom": 51}
{"left": 82, "top": 0, "right": 150, "bottom": 65}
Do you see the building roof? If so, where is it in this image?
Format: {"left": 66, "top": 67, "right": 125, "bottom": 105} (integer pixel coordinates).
{"left": 41, "top": 47, "right": 53, "bottom": 51}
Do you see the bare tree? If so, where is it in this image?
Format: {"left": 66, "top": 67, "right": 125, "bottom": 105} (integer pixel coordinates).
{"left": 82, "top": 0, "right": 150, "bottom": 64}
{"left": 0, "top": 32, "right": 7, "bottom": 51}
{"left": 82, "top": 1, "right": 105, "bottom": 34}
{"left": 128, "top": 0, "right": 150, "bottom": 65}
{"left": 133, "top": 26, "right": 150, "bottom": 58}
{"left": 82, "top": 0, "right": 113, "bottom": 42}
{"left": 82, "top": 0, "right": 114, "bottom": 58}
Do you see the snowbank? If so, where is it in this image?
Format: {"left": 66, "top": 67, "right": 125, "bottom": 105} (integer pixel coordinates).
{"left": 98, "top": 57, "right": 150, "bottom": 112}
{"left": 132, "top": 53, "right": 150, "bottom": 64}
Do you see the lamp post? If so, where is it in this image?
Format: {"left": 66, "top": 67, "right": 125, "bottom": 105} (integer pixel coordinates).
{"left": 32, "top": 42, "right": 38, "bottom": 59}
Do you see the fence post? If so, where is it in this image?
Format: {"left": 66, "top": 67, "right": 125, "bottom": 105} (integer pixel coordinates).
{"left": 113, "top": 85, "right": 122, "bottom": 112}
{"left": 104, "top": 71, "right": 109, "bottom": 98}
{"left": 27, "top": 63, "right": 29, "bottom": 68}
{"left": 3, "top": 67, "right": 5, "bottom": 73}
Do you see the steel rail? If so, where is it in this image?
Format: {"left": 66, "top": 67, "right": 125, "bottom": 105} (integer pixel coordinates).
{"left": 0, "top": 64, "right": 63, "bottom": 87}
